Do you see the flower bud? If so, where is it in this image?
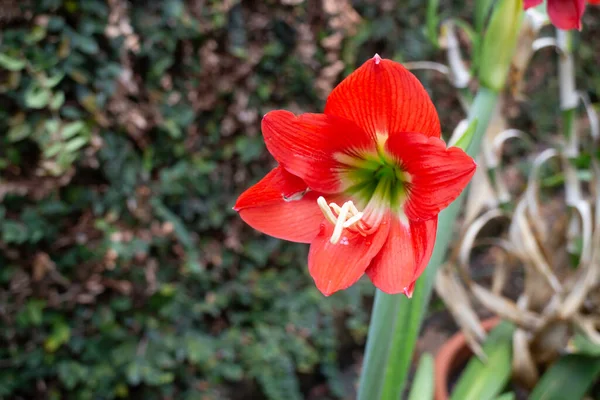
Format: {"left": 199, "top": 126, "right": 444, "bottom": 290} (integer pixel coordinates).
{"left": 478, "top": 0, "right": 524, "bottom": 92}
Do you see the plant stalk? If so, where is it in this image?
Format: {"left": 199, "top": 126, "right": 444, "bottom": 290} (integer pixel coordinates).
{"left": 557, "top": 29, "right": 583, "bottom": 259}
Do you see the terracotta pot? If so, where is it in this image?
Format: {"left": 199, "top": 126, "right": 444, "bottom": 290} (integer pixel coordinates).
{"left": 434, "top": 317, "right": 501, "bottom": 400}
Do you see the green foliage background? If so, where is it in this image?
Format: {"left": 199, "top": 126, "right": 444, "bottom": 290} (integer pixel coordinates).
{"left": 0, "top": 0, "right": 599, "bottom": 399}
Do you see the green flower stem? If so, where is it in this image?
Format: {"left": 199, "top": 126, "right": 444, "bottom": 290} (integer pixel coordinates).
{"left": 557, "top": 29, "right": 582, "bottom": 261}
{"left": 357, "top": 87, "right": 499, "bottom": 400}
{"left": 465, "top": 88, "right": 500, "bottom": 157}
{"left": 557, "top": 30, "right": 579, "bottom": 161}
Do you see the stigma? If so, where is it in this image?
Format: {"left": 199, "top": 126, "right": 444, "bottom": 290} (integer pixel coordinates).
{"left": 317, "top": 196, "right": 370, "bottom": 244}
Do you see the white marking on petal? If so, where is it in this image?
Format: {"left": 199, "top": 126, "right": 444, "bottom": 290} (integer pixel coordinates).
{"left": 283, "top": 188, "right": 309, "bottom": 202}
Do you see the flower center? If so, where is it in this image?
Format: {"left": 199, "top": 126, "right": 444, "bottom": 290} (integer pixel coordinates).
{"left": 317, "top": 151, "right": 410, "bottom": 244}
{"left": 341, "top": 152, "right": 410, "bottom": 212}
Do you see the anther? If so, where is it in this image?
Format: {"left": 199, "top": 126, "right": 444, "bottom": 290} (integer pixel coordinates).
{"left": 317, "top": 196, "right": 367, "bottom": 244}
{"left": 317, "top": 196, "right": 337, "bottom": 225}
{"left": 330, "top": 202, "right": 350, "bottom": 244}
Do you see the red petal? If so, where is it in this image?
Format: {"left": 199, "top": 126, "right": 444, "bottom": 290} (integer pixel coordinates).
{"left": 589, "top": 0, "right": 600, "bottom": 5}
{"left": 366, "top": 217, "right": 437, "bottom": 295}
{"left": 547, "top": 0, "right": 585, "bottom": 30}
{"left": 234, "top": 166, "right": 324, "bottom": 243}
{"left": 386, "top": 133, "right": 476, "bottom": 221}
{"left": 524, "top": 0, "right": 543, "bottom": 8}
{"left": 324, "top": 55, "right": 441, "bottom": 140}
{"left": 308, "top": 215, "right": 390, "bottom": 296}
{"left": 262, "top": 111, "right": 376, "bottom": 193}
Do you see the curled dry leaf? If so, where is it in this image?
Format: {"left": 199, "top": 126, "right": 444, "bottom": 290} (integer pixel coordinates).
{"left": 439, "top": 20, "right": 471, "bottom": 89}
{"left": 510, "top": 200, "right": 562, "bottom": 295}
{"left": 512, "top": 328, "right": 540, "bottom": 388}
{"left": 435, "top": 264, "right": 487, "bottom": 359}
{"left": 579, "top": 91, "right": 600, "bottom": 141}
{"left": 470, "top": 283, "right": 542, "bottom": 330}
{"left": 440, "top": 134, "right": 600, "bottom": 383}
{"left": 464, "top": 160, "right": 497, "bottom": 224}
{"left": 457, "top": 208, "right": 506, "bottom": 272}
{"left": 436, "top": 13, "right": 600, "bottom": 378}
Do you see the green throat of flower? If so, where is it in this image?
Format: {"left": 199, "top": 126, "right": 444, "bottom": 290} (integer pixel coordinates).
{"left": 343, "top": 152, "right": 410, "bottom": 212}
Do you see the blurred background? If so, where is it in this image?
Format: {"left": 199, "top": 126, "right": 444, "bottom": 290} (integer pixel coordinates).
{"left": 0, "top": 1, "right": 599, "bottom": 399}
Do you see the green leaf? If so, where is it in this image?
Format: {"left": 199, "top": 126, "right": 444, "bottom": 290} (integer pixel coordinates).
{"left": 2, "top": 221, "right": 28, "bottom": 244}
{"left": 0, "top": 53, "right": 26, "bottom": 71}
{"left": 73, "top": 33, "right": 99, "bottom": 54}
{"left": 529, "top": 354, "right": 600, "bottom": 400}
{"left": 408, "top": 353, "right": 434, "bottom": 400}
{"left": 568, "top": 333, "right": 600, "bottom": 356}
{"left": 44, "top": 321, "right": 71, "bottom": 352}
{"left": 453, "top": 118, "right": 479, "bottom": 151}
{"left": 494, "top": 393, "right": 515, "bottom": 400}
{"left": 45, "top": 118, "right": 60, "bottom": 134}
{"left": 450, "top": 322, "right": 514, "bottom": 400}
{"left": 49, "top": 91, "right": 66, "bottom": 110}
{"left": 222, "top": 364, "right": 244, "bottom": 381}
{"left": 44, "top": 143, "right": 64, "bottom": 158}
{"left": 475, "top": 0, "right": 496, "bottom": 33}
{"left": 151, "top": 199, "right": 202, "bottom": 273}
{"left": 61, "top": 121, "right": 85, "bottom": 139}
{"left": 57, "top": 361, "right": 87, "bottom": 390}
{"left": 426, "top": 0, "right": 441, "bottom": 48}
{"left": 142, "top": 367, "right": 174, "bottom": 386}
{"left": 65, "top": 136, "right": 88, "bottom": 152}
{"left": 25, "top": 26, "right": 47, "bottom": 44}
{"left": 24, "top": 84, "right": 51, "bottom": 109}
{"left": 162, "top": 119, "right": 182, "bottom": 139}
{"left": 43, "top": 71, "right": 66, "bottom": 88}
{"left": 15, "top": 299, "right": 46, "bottom": 327}
{"left": 7, "top": 124, "right": 32, "bottom": 142}
{"left": 126, "top": 360, "right": 143, "bottom": 385}
{"left": 236, "top": 136, "right": 265, "bottom": 163}
{"left": 185, "top": 334, "right": 215, "bottom": 365}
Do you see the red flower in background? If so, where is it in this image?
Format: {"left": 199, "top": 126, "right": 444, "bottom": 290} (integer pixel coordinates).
{"left": 234, "top": 55, "right": 476, "bottom": 297}
{"left": 525, "top": 0, "right": 600, "bottom": 30}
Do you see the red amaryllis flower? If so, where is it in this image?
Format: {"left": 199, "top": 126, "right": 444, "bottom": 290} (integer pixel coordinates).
{"left": 234, "top": 55, "right": 476, "bottom": 297}
{"left": 525, "top": 0, "right": 599, "bottom": 30}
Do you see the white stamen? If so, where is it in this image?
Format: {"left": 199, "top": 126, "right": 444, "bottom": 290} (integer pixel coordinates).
{"left": 329, "top": 203, "right": 342, "bottom": 214}
{"left": 330, "top": 202, "right": 350, "bottom": 244}
{"left": 343, "top": 212, "right": 364, "bottom": 228}
{"left": 317, "top": 196, "right": 337, "bottom": 225}
{"left": 317, "top": 197, "right": 366, "bottom": 244}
